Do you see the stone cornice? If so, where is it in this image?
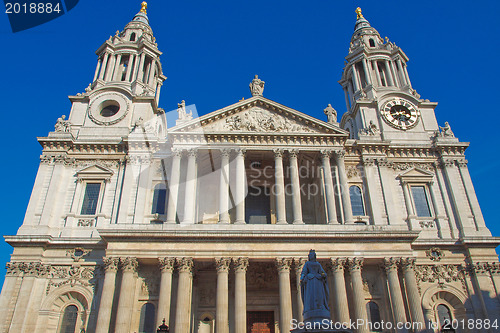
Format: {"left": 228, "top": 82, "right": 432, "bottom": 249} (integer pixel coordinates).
{"left": 98, "top": 226, "right": 419, "bottom": 243}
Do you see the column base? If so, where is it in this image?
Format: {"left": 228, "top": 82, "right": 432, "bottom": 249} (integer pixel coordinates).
{"left": 293, "top": 220, "right": 304, "bottom": 225}
{"left": 276, "top": 220, "right": 288, "bottom": 225}
{"left": 234, "top": 221, "right": 246, "bottom": 225}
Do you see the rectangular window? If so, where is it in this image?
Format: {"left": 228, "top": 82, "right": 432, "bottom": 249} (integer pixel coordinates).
{"left": 411, "top": 186, "right": 431, "bottom": 217}
{"left": 81, "top": 183, "right": 101, "bottom": 215}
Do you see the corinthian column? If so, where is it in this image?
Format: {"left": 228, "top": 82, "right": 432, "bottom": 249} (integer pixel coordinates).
{"left": 216, "top": 258, "right": 231, "bottom": 333}
{"left": 294, "top": 258, "right": 307, "bottom": 321}
{"left": 235, "top": 149, "right": 246, "bottom": 224}
{"left": 334, "top": 150, "right": 354, "bottom": 224}
{"left": 383, "top": 258, "right": 408, "bottom": 332}
{"left": 274, "top": 149, "right": 287, "bottom": 224}
{"left": 95, "top": 257, "right": 119, "bottom": 333}
{"left": 166, "top": 149, "right": 182, "bottom": 224}
{"left": 330, "top": 258, "right": 350, "bottom": 325}
{"left": 321, "top": 150, "right": 338, "bottom": 224}
{"left": 115, "top": 257, "right": 139, "bottom": 333}
{"left": 276, "top": 258, "right": 293, "bottom": 332}
{"left": 347, "top": 257, "right": 368, "bottom": 333}
{"left": 234, "top": 257, "right": 249, "bottom": 333}
{"left": 400, "top": 258, "right": 426, "bottom": 332}
{"left": 288, "top": 150, "right": 303, "bottom": 224}
{"left": 174, "top": 258, "right": 194, "bottom": 333}
{"left": 157, "top": 258, "right": 175, "bottom": 327}
{"left": 182, "top": 149, "right": 197, "bottom": 224}
{"left": 219, "top": 149, "right": 230, "bottom": 224}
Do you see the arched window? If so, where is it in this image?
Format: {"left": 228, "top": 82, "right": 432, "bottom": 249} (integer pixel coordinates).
{"left": 151, "top": 184, "right": 167, "bottom": 214}
{"left": 366, "top": 301, "right": 382, "bottom": 331}
{"left": 58, "top": 305, "right": 78, "bottom": 333}
{"left": 139, "top": 303, "right": 156, "bottom": 333}
{"left": 437, "top": 304, "right": 452, "bottom": 328}
{"left": 130, "top": 32, "right": 136, "bottom": 41}
{"left": 369, "top": 39, "right": 375, "bottom": 47}
{"left": 349, "top": 185, "right": 365, "bottom": 216}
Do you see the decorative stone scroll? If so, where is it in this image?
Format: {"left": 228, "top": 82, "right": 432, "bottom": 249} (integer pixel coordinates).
{"left": 234, "top": 257, "right": 249, "bottom": 272}
{"left": 276, "top": 258, "right": 292, "bottom": 273}
{"left": 215, "top": 258, "right": 231, "bottom": 273}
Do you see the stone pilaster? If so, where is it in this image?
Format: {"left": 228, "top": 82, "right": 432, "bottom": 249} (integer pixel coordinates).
{"left": 115, "top": 257, "right": 138, "bottom": 333}
{"left": 166, "top": 149, "right": 182, "bottom": 224}
{"left": 234, "top": 257, "right": 249, "bottom": 333}
{"left": 276, "top": 258, "right": 293, "bottom": 332}
{"left": 400, "top": 258, "right": 426, "bottom": 332}
{"left": 383, "top": 258, "right": 408, "bottom": 333}
{"left": 294, "top": 257, "right": 307, "bottom": 321}
{"left": 219, "top": 149, "right": 231, "bottom": 224}
{"left": 157, "top": 258, "right": 175, "bottom": 326}
{"left": 334, "top": 150, "right": 354, "bottom": 224}
{"left": 235, "top": 149, "right": 246, "bottom": 224}
{"left": 216, "top": 258, "right": 231, "bottom": 333}
{"left": 330, "top": 258, "right": 350, "bottom": 325}
{"left": 274, "top": 149, "right": 287, "bottom": 224}
{"left": 95, "top": 257, "right": 119, "bottom": 333}
{"left": 174, "top": 257, "right": 194, "bottom": 333}
{"left": 321, "top": 150, "right": 338, "bottom": 224}
{"left": 347, "top": 257, "right": 368, "bottom": 333}
{"left": 182, "top": 149, "right": 198, "bottom": 224}
{"left": 288, "top": 150, "right": 303, "bottom": 224}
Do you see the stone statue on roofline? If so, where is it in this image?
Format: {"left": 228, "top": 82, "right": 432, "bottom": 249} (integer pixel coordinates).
{"left": 249, "top": 75, "right": 265, "bottom": 97}
{"left": 177, "top": 100, "right": 192, "bottom": 121}
{"left": 55, "top": 115, "right": 71, "bottom": 133}
{"left": 324, "top": 104, "right": 338, "bottom": 124}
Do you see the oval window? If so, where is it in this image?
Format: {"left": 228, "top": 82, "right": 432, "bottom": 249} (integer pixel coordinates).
{"left": 99, "top": 100, "right": 120, "bottom": 117}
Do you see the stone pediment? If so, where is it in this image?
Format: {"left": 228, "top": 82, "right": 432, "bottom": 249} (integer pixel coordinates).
{"left": 397, "top": 167, "right": 434, "bottom": 182}
{"left": 76, "top": 165, "right": 114, "bottom": 181}
{"left": 169, "top": 96, "right": 347, "bottom": 136}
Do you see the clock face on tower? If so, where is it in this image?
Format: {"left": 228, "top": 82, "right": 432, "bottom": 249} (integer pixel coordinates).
{"left": 381, "top": 98, "right": 420, "bottom": 130}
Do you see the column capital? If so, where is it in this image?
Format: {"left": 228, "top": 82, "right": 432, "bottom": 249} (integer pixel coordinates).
{"left": 329, "top": 257, "right": 347, "bottom": 272}
{"left": 158, "top": 257, "right": 175, "bottom": 273}
{"left": 333, "top": 149, "right": 346, "bottom": 160}
{"left": 234, "top": 148, "right": 247, "bottom": 157}
{"left": 294, "top": 257, "right": 307, "bottom": 274}
{"left": 276, "top": 258, "right": 292, "bottom": 273}
{"left": 273, "top": 148, "right": 284, "bottom": 158}
{"left": 382, "top": 257, "right": 400, "bottom": 273}
{"left": 233, "top": 257, "right": 249, "bottom": 272}
{"left": 215, "top": 257, "right": 231, "bottom": 273}
{"left": 288, "top": 149, "right": 299, "bottom": 159}
{"left": 171, "top": 148, "right": 183, "bottom": 158}
{"left": 220, "top": 148, "right": 231, "bottom": 158}
{"left": 187, "top": 148, "right": 198, "bottom": 158}
{"left": 103, "top": 257, "right": 120, "bottom": 272}
{"left": 320, "top": 149, "right": 333, "bottom": 158}
{"left": 400, "top": 257, "right": 416, "bottom": 271}
{"left": 362, "top": 157, "right": 376, "bottom": 167}
{"left": 346, "top": 257, "right": 364, "bottom": 272}
{"left": 120, "top": 257, "right": 138, "bottom": 272}
{"left": 177, "top": 257, "right": 194, "bottom": 273}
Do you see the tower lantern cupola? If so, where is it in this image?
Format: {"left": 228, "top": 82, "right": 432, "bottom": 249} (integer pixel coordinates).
{"left": 90, "top": 1, "right": 166, "bottom": 101}
{"left": 339, "top": 7, "right": 416, "bottom": 114}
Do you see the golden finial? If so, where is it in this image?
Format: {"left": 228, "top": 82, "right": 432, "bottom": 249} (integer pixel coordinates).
{"left": 355, "top": 7, "right": 363, "bottom": 19}
{"left": 140, "top": 1, "right": 147, "bottom": 14}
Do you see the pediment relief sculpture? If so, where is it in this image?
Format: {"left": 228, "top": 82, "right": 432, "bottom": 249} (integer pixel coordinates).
{"left": 203, "top": 107, "right": 316, "bottom": 134}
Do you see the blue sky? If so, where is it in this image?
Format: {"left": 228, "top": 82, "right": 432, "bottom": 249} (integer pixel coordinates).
{"left": 0, "top": 0, "right": 499, "bottom": 286}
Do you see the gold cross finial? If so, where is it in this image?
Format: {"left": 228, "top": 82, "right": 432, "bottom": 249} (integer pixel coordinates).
{"left": 140, "top": 1, "right": 147, "bottom": 14}
{"left": 356, "top": 7, "right": 363, "bottom": 19}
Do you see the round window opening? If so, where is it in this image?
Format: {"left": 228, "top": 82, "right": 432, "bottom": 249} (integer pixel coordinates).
{"left": 99, "top": 100, "right": 120, "bottom": 117}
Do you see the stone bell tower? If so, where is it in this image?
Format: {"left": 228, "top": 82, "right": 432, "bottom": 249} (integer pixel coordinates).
{"left": 339, "top": 8, "right": 440, "bottom": 143}
{"left": 67, "top": 1, "right": 167, "bottom": 140}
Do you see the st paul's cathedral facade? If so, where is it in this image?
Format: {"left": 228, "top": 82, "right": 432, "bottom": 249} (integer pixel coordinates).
{"left": 0, "top": 3, "right": 499, "bottom": 333}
